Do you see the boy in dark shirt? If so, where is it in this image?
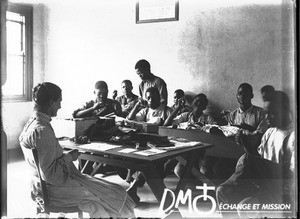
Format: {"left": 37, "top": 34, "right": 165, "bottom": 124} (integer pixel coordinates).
{"left": 73, "top": 80, "right": 122, "bottom": 118}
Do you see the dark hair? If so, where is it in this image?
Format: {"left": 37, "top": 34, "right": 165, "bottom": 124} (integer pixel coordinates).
{"left": 269, "top": 90, "right": 290, "bottom": 112}
{"left": 122, "top": 80, "right": 132, "bottom": 86}
{"left": 32, "top": 82, "right": 61, "bottom": 108}
{"left": 145, "top": 87, "right": 160, "bottom": 101}
{"left": 135, "top": 59, "right": 151, "bottom": 71}
{"left": 174, "top": 89, "right": 185, "bottom": 98}
{"left": 238, "top": 83, "right": 253, "bottom": 94}
{"left": 261, "top": 85, "right": 275, "bottom": 94}
{"left": 194, "top": 93, "right": 208, "bottom": 107}
{"left": 94, "top": 81, "right": 108, "bottom": 90}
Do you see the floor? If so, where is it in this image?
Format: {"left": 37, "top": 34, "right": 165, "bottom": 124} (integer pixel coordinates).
{"left": 6, "top": 156, "right": 222, "bottom": 218}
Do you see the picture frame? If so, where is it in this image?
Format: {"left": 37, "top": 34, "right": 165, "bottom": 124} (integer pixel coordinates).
{"left": 136, "top": 0, "right": 179, "bottom": 24}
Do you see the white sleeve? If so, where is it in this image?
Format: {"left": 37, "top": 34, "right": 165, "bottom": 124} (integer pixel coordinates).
{"left": 257, "top": 129, "right": 270, "bottom": 157}
{"left": 135, "top": 108, "right": 147, "bottom": 122}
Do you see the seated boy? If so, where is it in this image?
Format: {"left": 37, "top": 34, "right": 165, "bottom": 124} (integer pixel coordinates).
{"left": 126, "top": 87, "right": 172, "bottom": 203}
{"left": 216, "top": 91, "right": 295, "bottom": 218}
{"left": 116, "top": 80, "right": 139, "bottom": 118}
{"left": 73, "top": 80, "right": 122, "bottom": 118}
{"left": 72, "top": 81, "right": 123, "bottom": 175}
{"left": 213, "top": 83, "right": 268, "bottom": 182}
{"left": 127, "top": 87, "right": 172, "bottom": 125}
{"left": 170, "top": 89, "right": 191, "bottom": 116}
{"left": 164, "top": 93, "right": 215, "bottom": 129}
{"left": 163, "top": 93, "right": 215, "bottom": 178}
{"left": 225, "top": 83, "right": 267, "bottom": 136}
{"left": 260, "top": 85, "right": 275, "bottom": 102}
{"left": 256, "top": 85, "right": 275, "bottom": 133}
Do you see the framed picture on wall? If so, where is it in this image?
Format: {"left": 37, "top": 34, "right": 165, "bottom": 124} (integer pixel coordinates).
{"left": 136, "top": 0, "right": 179, "bottom": 24}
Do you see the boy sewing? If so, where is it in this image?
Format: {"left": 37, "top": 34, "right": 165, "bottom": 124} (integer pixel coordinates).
{"left": 164, "top": 93, "right": 214, "bottom": 129}
{"left": 127, "top": 87, "right": 172, "bottom": 125}
{"left": 73, "top": 80, "right": 122, "bottom": 118}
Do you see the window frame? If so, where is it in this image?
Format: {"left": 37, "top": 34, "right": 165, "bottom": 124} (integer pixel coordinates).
{"left": 3, "top": 3, "right": 33, "bottom": 102}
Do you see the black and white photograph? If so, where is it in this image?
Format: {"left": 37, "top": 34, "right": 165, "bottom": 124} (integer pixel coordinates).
{"left": 1, "top": 0, "right": 297, "bottom": 218}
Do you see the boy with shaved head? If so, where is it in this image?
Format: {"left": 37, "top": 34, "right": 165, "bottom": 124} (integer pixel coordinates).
{"left": 225, "top": 83, "right": 267, "bottom": 135}
{"left": 116, "top": 80, "right": 139, "bottom": 117}
{"left": 73, "top": 80, "right": 122, "bottom": 118}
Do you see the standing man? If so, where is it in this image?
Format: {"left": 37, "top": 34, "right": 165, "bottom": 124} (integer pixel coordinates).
{"left": 116, "top": 80, "right": 139, "bottom": 117}
{"left": 135, "top": 59, "right": 168, "bottom": 106}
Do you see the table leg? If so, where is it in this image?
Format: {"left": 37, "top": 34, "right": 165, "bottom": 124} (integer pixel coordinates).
{"left": 81, "top": 160, "right": 91, "bottom": 173}
{"left": 141, "top": 163, "right": 166, "bottom": 202}
{"left": 142, "top": 162, "right": 182, "bottom": 217}
{"left": 78, "top": 158, "right": 83, "bottom": 170}
{"left": 174, "top": 150, "right": 199, "bottom": 195}
{"left": 90, "top": 163, "right": 103, "bottom": 176}
{"left": 176, "top": 155, "right": 215, "bottom": 187}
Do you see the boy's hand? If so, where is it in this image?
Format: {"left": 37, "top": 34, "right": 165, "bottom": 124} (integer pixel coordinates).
{"left": 177, "top": 97, "right": 186, "bottom": 108}
{"left": 235, "top": 130, "right": 244, "bottom": 146}
{"left": 238, "top": 123, "right": 256, "bottom": 132}
{"left": 220, "top": 110, "right": 230, "bottom": 117}
{"left": 137, "top": 98, "right": 147, "bottom": 108}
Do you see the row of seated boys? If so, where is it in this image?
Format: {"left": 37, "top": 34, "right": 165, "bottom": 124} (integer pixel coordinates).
{"left": 71, "top": 60, "right": 294, "bottom": 214}
{"left": 71, "top": 74, "right": 283, "bottom": 204}
{"left": 72, "top": 79, "right": 269, "bottom": 134}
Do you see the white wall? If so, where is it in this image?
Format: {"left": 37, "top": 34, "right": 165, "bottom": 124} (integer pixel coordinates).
{"left": 2, "top": 0, "right": 296, "bottom": 149}
{"left": 44, "top": 0, "right": 295, "bottom": 115}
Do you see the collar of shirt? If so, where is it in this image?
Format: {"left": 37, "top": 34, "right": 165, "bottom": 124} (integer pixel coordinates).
{"left": 238, "top": 104, "right": 254, "bottom": 114}
{"left": 33, "top": 111, "right": 52, "bottom": 122}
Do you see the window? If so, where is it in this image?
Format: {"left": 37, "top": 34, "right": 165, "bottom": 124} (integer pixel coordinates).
{"left": 2, "top": 3, "right": 33, "bottom": 102}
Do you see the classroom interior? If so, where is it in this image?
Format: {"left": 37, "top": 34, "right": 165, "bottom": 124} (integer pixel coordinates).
{"left": 1, "top": 0, "right": 296, "bottom": 218}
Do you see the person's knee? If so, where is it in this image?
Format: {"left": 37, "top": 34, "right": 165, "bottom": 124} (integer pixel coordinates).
{"left": 216, "top": 185, "right": 235, "bottom": 204}
{"left": 216, "top": 185, "right": 225, "bottom": 202}
{"left": 164, "top": 159, "right": 178, "bottom": 174}
{"left": 215, "top": 186, "right": 223, "bottom": 196}
{"left": 174, "top": 163, "right": 185, "bottom": 178}
{"left": 237, "top": 196, "right": 259, "bottom": 218}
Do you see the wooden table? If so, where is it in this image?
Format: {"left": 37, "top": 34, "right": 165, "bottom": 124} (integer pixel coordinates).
{"left": 159, "top": 127, "right": 245, "bottom": 159}
{"left": 60, "top": 139, "right": 213, "bottom": 203}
